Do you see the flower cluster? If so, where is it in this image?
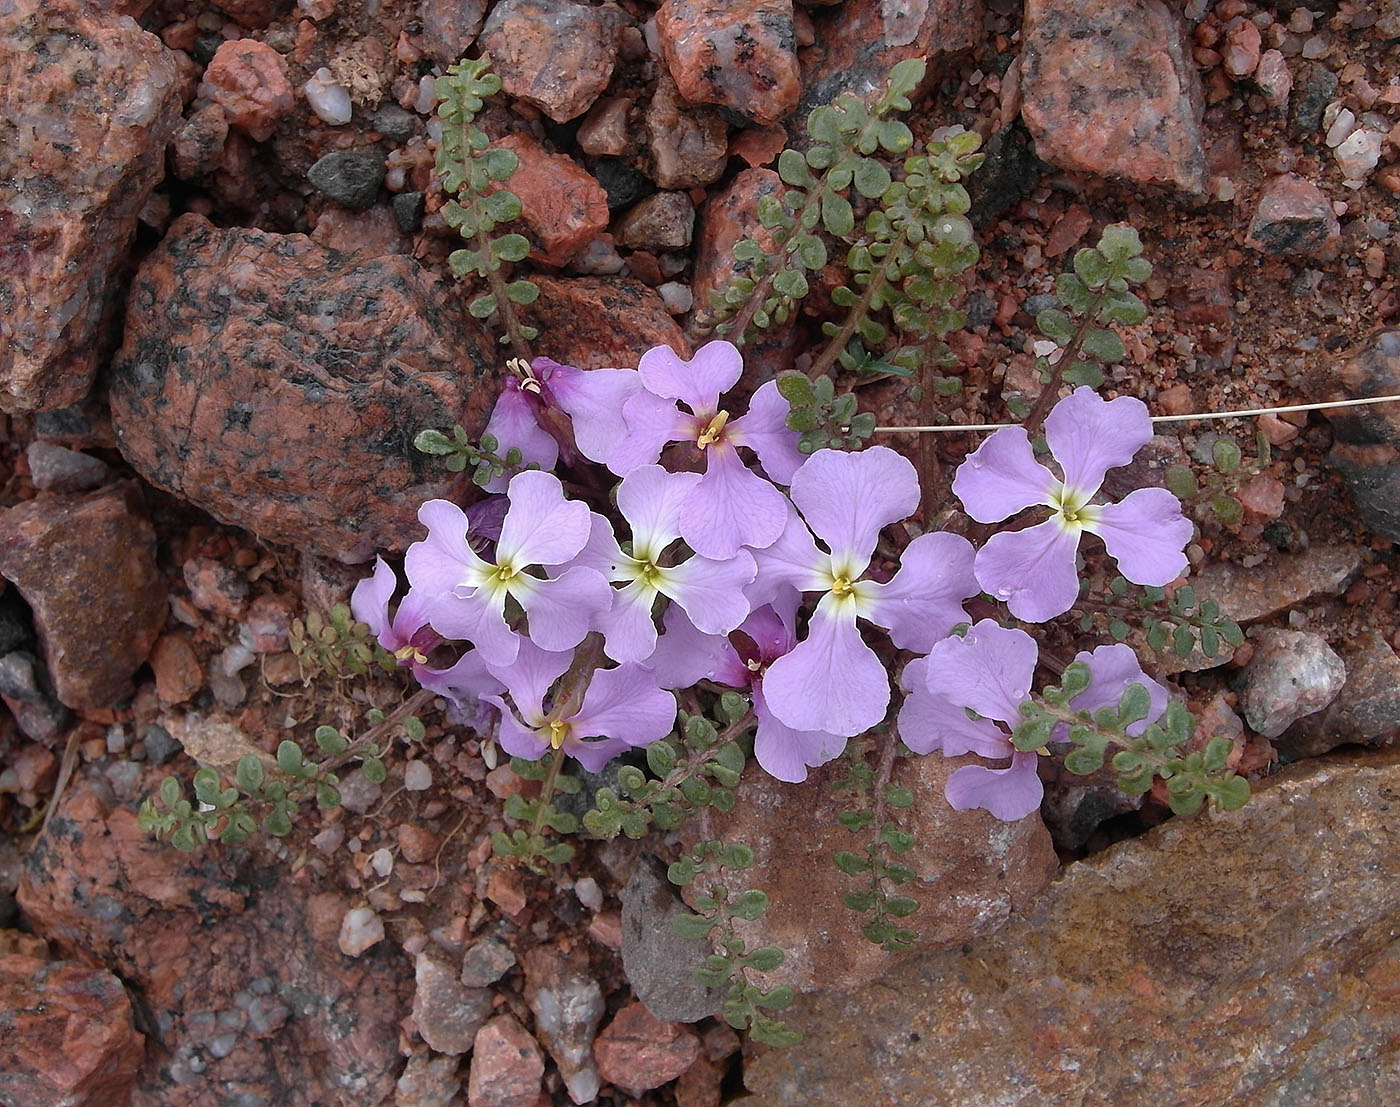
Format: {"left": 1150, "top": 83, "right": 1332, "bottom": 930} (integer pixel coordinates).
{"left": 355, "top": 343, "right": 1192, "bottom": 820}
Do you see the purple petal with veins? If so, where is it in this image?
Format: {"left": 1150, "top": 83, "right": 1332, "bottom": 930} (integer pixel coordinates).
{"left": 597, "top": 580, "right": 661, "bottom": 663}
{"left": 973, "top": 519, "right": 1082, "bottom": 623}
{"left": 617, "top": 465, "right": 700, "bottom": 554}
{"left": 611, "top": 389, "right": 692, "bottom": 475}
{"left": 788, "top": 446, "right": 920, "bottom": 567}
{"left": 896, "top": 686, "right": 1011, "bottom": 757}
{"left": 1043, "top": 386, "right": 1151, "bottom": 494}
{"left": 405, "top": 500, "right": 485, "bottom": 596}
{"left": 637, "top": 340, "right": 741, "bottom": 414}
{"left": 417, "top": 648, "right": 505, "bottom": 707}
{"left": 727, "top": 380, "right": 805, "bottom": 485}
{"left": 483, "top": 637, "right": 573, "bottom": 722}
{"left": 351, "top": 557, "right": 399, "bottom": 644}
{"left": 944, "top": 753, "right": 1043, "bottom": 820}
{"left": 644, "top": 604, "right": 745, "bottom": 689}
{"left": 923, "top": 620, "right": 1038, "bottom": 725}
{"left": 573, "top": 663, "right": 677, "bottom": 748}
{"left": 497, "top": 470, "right": 591, "bottom": 567}
{"left": 1089, "top": 487, "right": 1192, "bottom": 586}
{"left": 681, "top": 444, "right": 790, "bottom": 559}
{"left": 660, "top": 549, "right": 755, "bottom": 635}
{"left": 762, "top": 594, "right": 890, "bottom": 737}
{"left": 951, "top": 427, "right": 1057, "bottom": 524}
{"left": 751, "top": 682, "right": 846, "bottom": 783}
{"left": 863, "top": 531, "right": 978, "bottom": 652}
{"left": 746, "top": 504, "right": 826, "bottom": 610}
{"left": 514, "top": 566, "right": 612, "bottom": 653}
{"left": 482, "top": 384, "right": 558, "bottom": 493}
{"left": 559, "top": 511, "right": 625, "bottom": 580}
{"left": 541, "top": 362, "right": 643, "bottom": 465}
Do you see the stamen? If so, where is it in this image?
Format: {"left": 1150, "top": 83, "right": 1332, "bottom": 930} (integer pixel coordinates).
{"left": 548, "top": 719, "right": 569, "bottom": 750}
{"left": 393, "top": 644, "right": 428, "bottom": 666}
{"left": 831, "top": 576, "right": 853, "bottom": 596}
{"left": 696, "top": 410, "right": 730, "bottom": 449}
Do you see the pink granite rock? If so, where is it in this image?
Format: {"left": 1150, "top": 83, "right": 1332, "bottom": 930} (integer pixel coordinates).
{"left": 0, "top": 954, "right": 145, "bottom": 1107}
{"left": 480, "top": 0, "right": 623, "bottom": 123}
{"left": 656, "top": 0, "right": 801, "bottom": 127}
{"left": 1246, "top": 173, "right": 1341, "bottom": 259}
{"left": 593, "top": 1002, "right": 701, "bottom": 1095}
{"left": 418, "top": 0, "right": 489, "bottom": 66}
{"left": 688, "top": 168, "right": 784, "bottom": 336}
{"left": 520, "top": 276, "right": 689, "bottom": 367}
{"left": 645, "top": 74, "right": 730, "bottom": 190}
{"left": 0, "top": 483, "right": 166, "bottom": 710}
{"left": 197, "top": 39, "right": 294, "bottom": 142}
{"left": 492, "top": 134, "right": 612, "bottom": 267}
{"left": 109, "top": 214, "right": 492, "bottom": 563}
{"left": 0, "top": 0, "right": 183, "bottom": 412}
{"left": 1020, "top": 0, "right": 1208, "bottom": 194}
{"left": 468, "top": 1015, "right": 546, "bottom": 1107}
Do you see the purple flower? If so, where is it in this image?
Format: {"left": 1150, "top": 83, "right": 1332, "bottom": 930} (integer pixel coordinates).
{"left": 608, "top": 341, "right": 806, "bottom": 559}
{"left": 588, "top": 464, "right": 756, "bottom": 663}
{"left": 483, "top": 639, "right": 677, "bottom": 772}
{"left": 1057, "top": 643, "right": 1169, "bottom": 741}
{"left": 351, "top": 557, "right": 504, "bottom": 706}
{"left": 952, "top": 387, "right": 1193, "bottom": 622}
{"left": 479, "top": 379, "right": 559, "bottom": 493}
{"left": 755, "top": 447, "right": 979, "bottom": 738}
{"left": 896, "top": 620, "right": 1043, "bottom": 821}
{"left": 528, "top": 357, "right": 644, "bottom": 467}
{"left": 404, "top": 471, "right": 612, "bottom": 665}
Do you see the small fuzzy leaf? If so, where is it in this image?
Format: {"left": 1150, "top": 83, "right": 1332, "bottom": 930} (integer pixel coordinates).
{"left": 1165, "top": 465, "right": 1199, "bottom": 499}
{"left": 492, "top": 234, "right": 531, "bottom": 263}
{"left": 853, "top": 158, "right": 892, "bottom": 198}
{"left": 505, "top": 279, "right": 539, "bottom": 305}
{"left": 778, "top": 148, "right": 816, "bottom": 188}
{"left": 1097, "top": 222, "right": 1144, "bottom": 263}
{"left": 1073, "top": 247, "right": 1112, "bottom": 288}
{"left": 821, "top": 192, "right": 855, "bottom": 237}
{"left": 1081, "top": 327, "right": 1126, "bottom": 364}
{"left": 469, "top": 293, "right": 498, "bottom": 319}
{"left": 1036, "top": 309, "right": 1075, "bottom": 345}
{"left": 1100, "top": 290, "right": 1148, "bottom": 325}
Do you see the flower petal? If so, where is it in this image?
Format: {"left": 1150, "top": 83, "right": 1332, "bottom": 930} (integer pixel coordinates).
{"left": 617, "top": 465, "right": 702, "bottom": 558}
{"left": 611, "top": 390, "right": 692, "bottom": 475}
{"left": 1067, "top": 642, "right": 1169, "bottom": 738}
{"left": 897, "top": 686, "right": 1013, "bottom": 757}
{"left": 973, "top": 518, "right": 1082, "bottom": 623}
{"left": 923, "top": 619, "right": 1038, "bottom": 725}
{"left": 644, "top": 604, "right": 745, "bottom": 689}
{"left": 560, "top": 511, "right": 626, "bottom": 580}
{"left": 351, "top": 557, "right": 398, "bottom": 645}
{"left": 542, "top": 362, "right": 643, "bottom": 465}
{"left": 659, "top": 549, "right": 755, "bottom": 635}
{"left": 680, "top": 444, "right": 790, "bottom": 559}
{"left": 863, "top": 532, "right": 978, "bottom": 652}
{"left": 489, "top": 699, "right": 550, "bottom": 762}
{"left": 1044, "top": 386, "right": 1151, "bottom": 494}
{"left": 745, "top": 504, "right": 827, "bottom": 610}
{"left": 945, "top": 752, "right": 1043, "bottom": 821}
{"left": 761, "top": 595, "right": 890, "bottom": 737}
{"left": 405, "top": 499, "right": 491, "bottom": 596}
{"left": 596, "top": 580, "right": 660, "bottom": 663}
{"left": 951, "top": 427, "right": 1057, "bottom": 523}
{"left": 637, "top": 340, "right": 742, "bottom": 415}
{"left": 565, "top": 735, "right": 635, "bottom": 773}
{"left": 514, "top": 567, "right": 612, "bottom": 653}
{"left": 482, "top": 384, "right": 558, "bottom": 493}
{"left": 497, "top": 470, "right": 592, "bottom": 568}
{"left": 483, "top": 637, "right": 572, "bottom": 721}
{"left": 1088, "top": 487, "right": 1192, "bottom": 586}
{"left": 751, "top": 683, "right": 846, "bottom": 783}
{"left": 787, "top": 446, "right": 919, "bottom": 567}
{"left": 573, "top": 663, "right": 677, "bottom": 748}
{"left": 727, "top": 380, "right": 805, "bottom": 485}
{"left": 417, "top": 648, "right": 505, "bottom": 707}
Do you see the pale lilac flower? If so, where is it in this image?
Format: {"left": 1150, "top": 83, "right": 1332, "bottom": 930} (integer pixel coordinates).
{"left": 1056, "top": 643, "right": 1169, "bottom": 741}
{"left": 896, "top": 620, "right": 1043, "bottom": 821}
{"left": 480, "top": 379, "right": 559, "bottom": 493}
{"left": 952, "top": 387, "right": 1193, "bottom": 622}
{"left": 351, "top": 557, "right": 504, "bottom": 705}
{"left": 756, "top": 447, "right": 979, "bottom": 738}
{"left": 404, "top": 471, "right": 611, "bottom": 665}
{"left": 528, "top": 356, "right": 643, "bottom": 466}
{"left": 484, "top": 639, "right": 677, "bottom": 773}
{"left": 589, "top": 465, "right": 756, "bottom": 662}
{"left": 608, "top": 341, "right": 806, "bottom": 559}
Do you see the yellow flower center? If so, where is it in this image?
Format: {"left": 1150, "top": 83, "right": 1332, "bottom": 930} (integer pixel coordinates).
{"left": 831, "top": 576, "right": 854, "bottom": 597}
{"left": 696, "top": 410, "right": 730, "bottom": 449}
{"left": 547, "top": 719, "right": 570, "bottom": 750}
{"left": 393, "top": 644, "right": 428, "bottom": 666}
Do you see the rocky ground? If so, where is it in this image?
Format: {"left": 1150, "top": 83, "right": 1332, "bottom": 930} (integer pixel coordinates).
{"left": 2, "top": 0, "right": 1400, "bottom": 1105}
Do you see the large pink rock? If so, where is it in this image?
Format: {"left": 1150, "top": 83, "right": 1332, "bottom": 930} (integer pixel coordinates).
{"left": 0, "top": 0, "right": 183, "bottom": 412}
{"left": 479, "top": 0, "right": 623, "bottom": 123}
{"left": 0, "top": 954, "right": 145, "bottom": 1107}
{"left": 491, "top": 134, "right": 611, "bottom": 266}
{"left": 520, "top": 276, "right": 689, "bottom": 368}
{"left": 1020, "top": 0, "right": 1208, "bottom": 194}
{"left": 109, "top": 214, "right": 493, "bottom": 563}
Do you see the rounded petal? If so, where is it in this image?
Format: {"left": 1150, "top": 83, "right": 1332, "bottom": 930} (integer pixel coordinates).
{"left": 543, "top": 364, "right": 643, "bottom": 465}
{"left": 726, "top": 380, "right": 805, "bottom": 485}
{"left": 746, "top": 504, "right": 827, "bottom": 610}
{"left": 644, "top": 604, "right": 745, "bottom": 689}
{"left": 617, "top": 465, "right": 702, "bottom": 558}
{"left": 483, "top": 637, "right": 574, "bottom": 721}
{"left": 405, "top": 499, "right": 491, "bottom": 596}
{"left": 863, "top": 532, "right": 979, "bottom": 652}
{"left": 610, "top": 390, "right": 691, "bottom": 475}
{"left": 565, "top": 735, "right": 634, "bottom": 773}
{"left": 417, "top": 648, "right": 506, "bottom": 707}
{"left": 483, "top": 385, "right": 558, "bottom": 493}
{"left": 498, "top": 470, "right": 591, "bottom": 568}
{"left": 659, "top": 549, "right": 756, "bottom": 635}
{"left": 1088, "top": 487, "right": 1192, "bottom": 586}
{"left": 573, "top": 663, "right": 677, "bottom": 748}
{"left": 489, "top": 699, "right": 549, "bottom": 762}
{"left": 637, "top": 340, "right": 742, "bottom": 415}
{"left": 597, "top": 581, "right": 661, "bottom": 664}
{"left": 974, "top": 519, "right": 1082, "bottom": 623}
{"left": 421, "top": 588, "right": 519, "bottom": 666}
{"left": 945, "top": 752, "right": 1043, "bottom": 821}
{"left": 751, "top": 683, "right": 846, "bottom": 783}
{"left": 514, "top": 567, "right": 612, "bottom": 653}
{"left": 1044, "top": 386, "right": 1151, "bottom": 494}
{"left": 951, "top": 427, "right": 1057, "bottom": 523}
{"left": 761, "top": 596, "right": 890, "bottom": 738}
{"left": 680, "top": 445, "right": 790, "bottom": 559}
{"left": 924, "top": 619, "right": 1038, "bottom": 725}
{"left": 788, "top": 446, "right": 919, "bottom": 567}
{"left": 351, "top": 557, "right": 398, "bottom": 644}
{"left": 897, "top": 686, "right": 1012, "bottom": 757}
{"left": 1068, "top": 642, "right": 1169, "bottom": 738}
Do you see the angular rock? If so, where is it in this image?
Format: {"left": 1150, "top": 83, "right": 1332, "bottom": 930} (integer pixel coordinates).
{"left": 1222, "top": 18, "right": 1261, "bottom": 79}
{"left": 0, "top": 954, "right": 144, "bottom": 1107}
{"left": 656, "top": 0, "right": 801, "bottom": 127}
{"left": 519, "top": 276, "right": 688, "bottom": 368}
{"left": 395, "top": 1052, "right": 462, "bottom": 1107}
{"left": 614, "top": 192, "right": 696, "bottom": 251}
{"left": 110, "top": 214, "right": 493, "bottom": 563}
{"left": 0, "top": 0, "right": 183, "bottom": 412}
{"left": 1254, "top": 48, "right": 1292, "bottom": 109}
{"left": 492, "top": 134, "right": 611, "bottom": 267}
{"left": 593, "top": 1001, "right": 701, "bottom": 1095}
{"left": 744, "top": 748, "right": 1400, "bottom": 1105}
{"left": 413, "top": 951, "right": 494, "bottom": 1054}
{"left": 645, "top": 74, "right": 730, "bottom": 190}
{"left": 460, "top": 937, "right": 517, "bottom": 987}
{"left": 620, "top": 854, "right": 725, "bottom": 1022}
{"left": 480, "top": 0, "right": 623, "bottom": 124}
{"left": 0, "top": 652, "right": 70, "bottom": 744}
{"left": 172, "top": 104, "right": 230, "bottom": 180}
{"left": 467, "top": 1014, "right": 545, "bottom": 1107}
{"left": 1020, "top": 0, "right": 1208, "bottom": 194}
{"left": 26, "top": 442, "right": 111, "bottom": 494}
{"left": 1276, "top": 630, "right": 1400, "bottom": 760}
{"left": 683, "top": 755, "right": 1058, "bottom": 993}
{"left": 1238, "top": 628, "right": 1346, "bottom": 739}
{"left": 688, "top": 167, "right": 784, "bottom": 337}
{"left": 0, "top": 483, "right": 165, "bottom": 710}
{"left": 197, "top": 39, "right": 294, "bottom": 142}
{"left": 1246, "top": 173, "right": 1341, "bottom": 259}
{"left": 1325, "top": 329, "right": 1400, "bottom": 543}
{"left": 19, "top": 776, "right": 409, "bottom": 1106}
{"left": 307, "top": 151, "right": 385, "bottom": 210}
{"left": 418, "top": 0, "right": 489, "bottom": 66}
{"left": 148, "top": 632, "right": 203, "bottom": 706}
{"left": 521, "top": 946, "right": 604, "bottom": 1104}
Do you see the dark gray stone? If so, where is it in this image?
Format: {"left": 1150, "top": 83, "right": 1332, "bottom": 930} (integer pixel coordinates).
{"left": 27, "top": 441, "right": 111, "bottom": 493}
{"left": 0, "top": 652, "right": 70, "bottom": 745}
{"left": 142, "top": 723, "right": 181, "bottom": 766}
{"left": 620, "top": 854, "right": 725, "bottom": 1023}
{"left": 392, "top": 191, "right": 425, "bottom": 233}
{"left": 370, "top": 104, "right": 417, "bottom": 143}
{"left": 307, "top": 152, "right": 385, "bottom": 210}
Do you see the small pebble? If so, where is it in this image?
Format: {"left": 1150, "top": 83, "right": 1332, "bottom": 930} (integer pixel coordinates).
{"left": 338, "top": 905, "right": 386, "bottom": 956}
{"left": 303, "top": 67, "right": 353, "bottom": 125}
{"left": 403, "top": 759, "right": 433, "bottom": 791}
{"left": 307, "top": 151, "right": 385, "bottom": 210}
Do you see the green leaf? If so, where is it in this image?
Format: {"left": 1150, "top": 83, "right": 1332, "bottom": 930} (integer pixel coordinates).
{"left": 469, "top": 293, "right": 498, "bottom": 319}
{"left": 1073, "top": 247, "right": 1112, "bottom": 288}
{"left": 772, "top": 268, "right": 809, "bottom": 300}
{"left": 236, "top": 755, "right": 265, "bottom": 793}
{"left": 1100, "top": 290, "right": 1147, "bottom": 325}
{"left": 1173, "top": 625, "right": 1195, "bottom": 657}
{"left": 884, "top": 896, "right": 919, "bottom": 918}
{"left": 482, "top": 190, "right": 522, "bottom": 223}
{"left": 1212, "top": 438, "right": 1243, "bottom": 472}
{"left": 481, "top": 146, "right": 518, "bottom": 181}
{"left": 264, "top": 807, "right": 294, "bottom": 837}
{"left": 1065, "top": 746, "right": 1105, "bottom": 775}
{"left": 1081, "top": 327, "right": 1126, "bottom": 364}
{"left": 746, "top": 946, "right": 785, "bottom": 972}
{"left": 1055, "top": 272, "right": 1096, "bottom": 315}
{"left": 795, "top": 234, "right": 828, "bottom": 271}
{"left": 1165, "top": 465, "right": 1199, "bottom": 499}
{"left": 778, "top": 148, "right": 816, "bottom": 188}
{"left": 159, "top": 776, "right": 182, "bottom": 809}
{"left": 1097, "top": 222, "right": 1144, "bottom": 263}
{"left": 733, "top": 890, "right": 769, "bottom": 921}
{"left": 1036, "top": 309, "right": 1075, "bottom": 345}
{"left": 1213, "top": 775, "right": 1251, "bottom": 810}
{"left": 361, "top": 756, "right": 387, "bottom": 784}
{"left": 876, "top": 119, "right": 914, "bottom": 154}
{"left": 316, "top": 782, "right": 341, "bottom": 809}
{"left": 193, "top": 768, "right": 222, "bottom": 807}
{"left": 277, "top": 741, "right": 304, "bottom": 777}
{"left": 315, "top": 725, "right": 349, "bottom": 755}
{"left": 821, "top": 192, "right": 855, "bottom": 237}
{"left": 853, "top": 158, "right": 892, "bottom": 198}
{"left": 492, "top": 233, "right": 531, "bottom": 263}
{"left": 1211, "top": 495, "right": 1243, "bottom": 526}
{"left": 1117, "top": 682, "right": 1153, "bottom": 725}
{"left": 1062, "top": 359, "right": 1105, "bottom": 388}
{"left": 505, "top": 279, "right": 539, "bottom": 305}
{"left": 833, "top": 850, "right": 871, "bottom": 875}
{"left": 843, "top": 891, "right": 878, "bottom": 912}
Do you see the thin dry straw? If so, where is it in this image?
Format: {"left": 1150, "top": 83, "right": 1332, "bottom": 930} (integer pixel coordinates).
{"left": 874, "top": 393, "right": 1400, "bottom": 433}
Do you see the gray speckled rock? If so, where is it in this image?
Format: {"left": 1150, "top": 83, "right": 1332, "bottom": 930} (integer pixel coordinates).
{"left": 1239, "top": 628, "right": 1346, "bottom": 738}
